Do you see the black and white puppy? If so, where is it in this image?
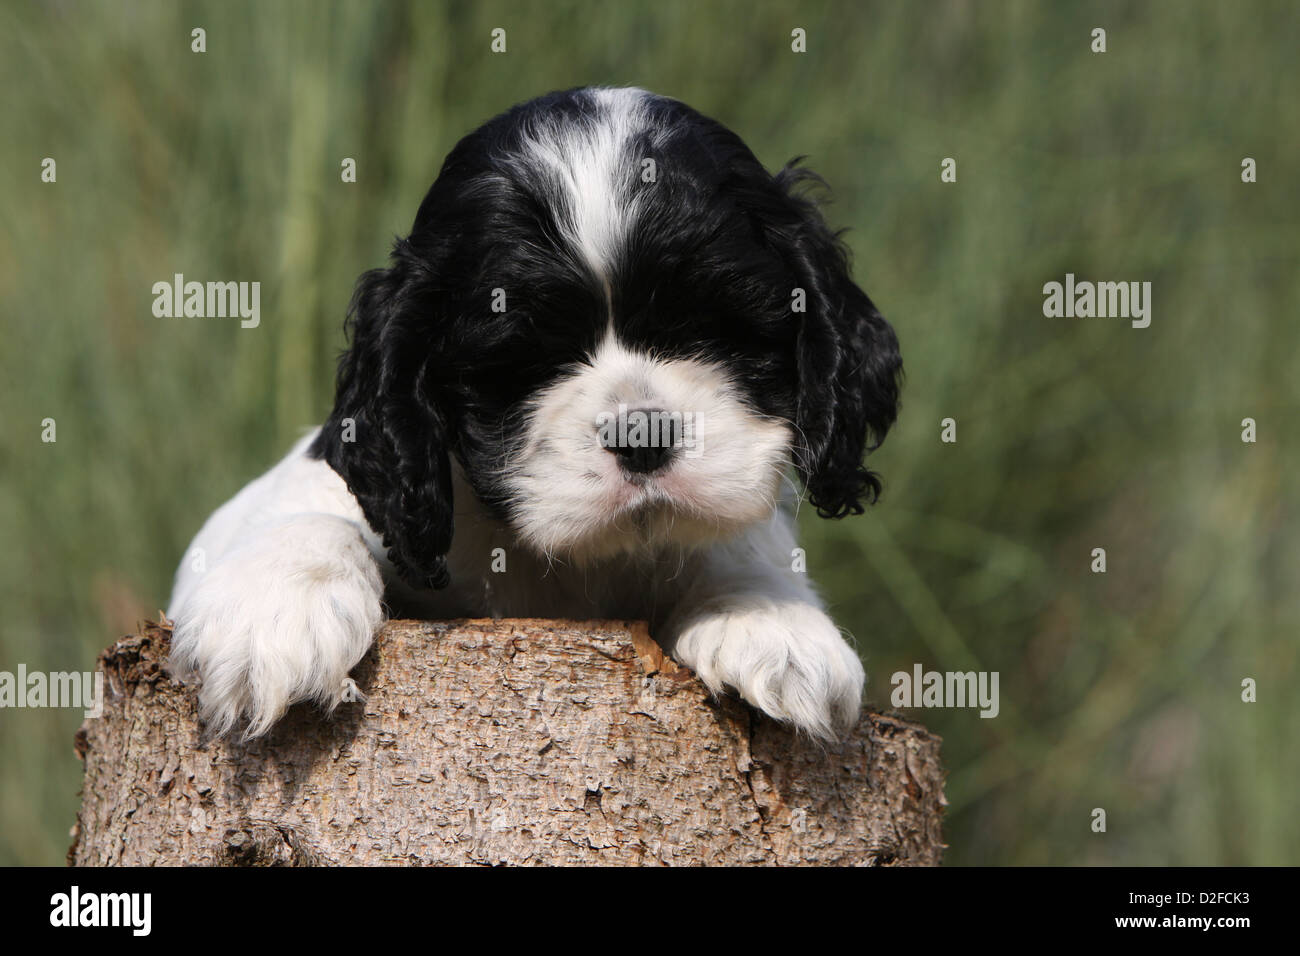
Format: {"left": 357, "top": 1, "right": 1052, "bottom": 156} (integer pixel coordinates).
{"left": 168, "top": 87, "right": 902, "bottom": 743}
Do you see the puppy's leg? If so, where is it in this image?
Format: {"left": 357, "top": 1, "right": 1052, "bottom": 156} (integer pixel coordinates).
{"left": 168, "top": 433, "right": 385, "bottom": 738}
{"left": 662, "top": 510, "right": 865, "bottom": 742}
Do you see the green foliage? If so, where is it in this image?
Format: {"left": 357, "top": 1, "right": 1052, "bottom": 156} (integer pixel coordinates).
{"left": 1, "top": 0, "right": 1295, "bottom": 864}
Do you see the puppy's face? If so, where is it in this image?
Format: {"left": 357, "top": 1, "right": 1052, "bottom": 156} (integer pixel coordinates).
{"left": 499, "top": 334, "right": 794, "bottom": 560}
{"left": 314, "top": 87, "right": 901, "bottom": 588}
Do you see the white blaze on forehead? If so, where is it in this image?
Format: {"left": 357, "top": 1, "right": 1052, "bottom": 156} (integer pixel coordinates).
{"left": 516, "top": 87, "right": 653, "bottom": 284}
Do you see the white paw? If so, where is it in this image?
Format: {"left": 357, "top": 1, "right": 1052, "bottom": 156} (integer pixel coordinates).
{"left": 669, "top": 598, "right": 864, "bottom": 742}
{"left": 168, "top": 514, "right": 384, "bottom": 739}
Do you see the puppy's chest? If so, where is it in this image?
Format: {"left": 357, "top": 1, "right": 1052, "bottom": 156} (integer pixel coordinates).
{"left": 384, "top": 555, "right": 685, "bottom": 626}
{"left": 476, "top": 559, "right": 681, "bottom": 622}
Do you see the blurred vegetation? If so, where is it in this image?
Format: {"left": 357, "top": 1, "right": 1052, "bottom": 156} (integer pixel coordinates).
{"left": 1, "top": 0, "right": 1297, "bottom": 865}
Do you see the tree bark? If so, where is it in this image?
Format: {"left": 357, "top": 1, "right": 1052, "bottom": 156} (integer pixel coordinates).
{"left": 70, "top": 618, "right": 946, "bottom": 866}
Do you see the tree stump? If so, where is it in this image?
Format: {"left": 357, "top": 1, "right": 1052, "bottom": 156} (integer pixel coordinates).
{"left": 69, "top": 619, "right": 946, "bottom": 865}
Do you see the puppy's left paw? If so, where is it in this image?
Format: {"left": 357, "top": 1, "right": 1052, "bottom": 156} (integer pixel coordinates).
{"left": 669, "top": 599, "right": 865, "bottom": 742}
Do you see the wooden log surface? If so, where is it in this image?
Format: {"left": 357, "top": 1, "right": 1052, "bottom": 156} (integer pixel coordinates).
{"left": 70, "top": 618, "right": 946, "bottom": 865}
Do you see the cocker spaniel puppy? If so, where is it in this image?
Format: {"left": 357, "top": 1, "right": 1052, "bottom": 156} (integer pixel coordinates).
{"left": 168, "top": 87, "right": 902, "bottom": 742}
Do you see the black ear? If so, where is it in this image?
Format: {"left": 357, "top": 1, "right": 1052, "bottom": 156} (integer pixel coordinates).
{"left": 311, "top": 246, "right": 454, "bottom": 589}
{"left": 768, "top": 164, "right": 902, "bottom": 517}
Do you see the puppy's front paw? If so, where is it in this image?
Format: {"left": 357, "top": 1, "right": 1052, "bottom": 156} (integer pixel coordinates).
{"left": 169, "top": 515, "right": 384, "bottom": 739}
{"left": 670, "top": 599, "right": 864, "bottom": 742}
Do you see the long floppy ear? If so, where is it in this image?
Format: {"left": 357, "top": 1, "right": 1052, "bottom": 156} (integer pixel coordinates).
{"left": 767, "top": 164, "right": 902, "bottom": 517}
{"left": 311, "top": 246, "right": 454, "bottom": 589}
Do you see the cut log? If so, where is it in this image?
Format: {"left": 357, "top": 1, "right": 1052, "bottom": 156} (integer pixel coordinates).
{"left": 70, "top": 619, "right": 945, "bottom": 865}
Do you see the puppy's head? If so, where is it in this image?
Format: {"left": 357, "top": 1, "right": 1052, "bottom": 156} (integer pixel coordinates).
{"left": 313, "top": 87, "right": 901, "bottom": 588}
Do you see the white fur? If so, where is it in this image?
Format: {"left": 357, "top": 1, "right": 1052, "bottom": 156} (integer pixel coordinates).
{"left": 663, "top": 521, "right": 865, "bottom": 742}
{"left": 168, "top": 434, "right": 385, "bottom": 738}
{"left": 502, "top": 330, "right": 794, "bottom": 561}
{"left": 513, "top": 87, "right": 653, "bottom": 283}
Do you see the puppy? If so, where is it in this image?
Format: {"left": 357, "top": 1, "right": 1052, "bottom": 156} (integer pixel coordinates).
{"left": 168, "top": 87, "right": 901, "bottom": 743}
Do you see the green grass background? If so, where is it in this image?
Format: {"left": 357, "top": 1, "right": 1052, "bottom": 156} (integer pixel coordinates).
{"left": 1, "top": 0, "right": 1296, "bottom": 865}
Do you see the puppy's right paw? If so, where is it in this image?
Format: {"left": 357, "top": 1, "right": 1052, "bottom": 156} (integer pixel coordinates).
{"left": 169, "top": 514, "right": 385, "bottom": 739}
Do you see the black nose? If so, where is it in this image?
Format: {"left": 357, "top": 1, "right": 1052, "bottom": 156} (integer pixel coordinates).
{"left": 602, "top": 408, "right": 680, "bottom": 475}
{"left": 613, "top": 441, "right": 675, "bottom": 474}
